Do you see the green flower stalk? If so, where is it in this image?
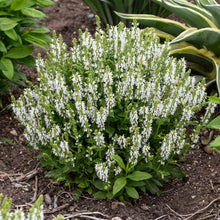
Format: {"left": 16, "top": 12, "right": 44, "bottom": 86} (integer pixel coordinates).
{"left": 12, "top": 19, "right": 215, "bottom": 199}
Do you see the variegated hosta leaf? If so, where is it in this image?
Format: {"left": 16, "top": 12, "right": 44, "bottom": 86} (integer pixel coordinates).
{"left": 115, "top": 12, "right": 187, "bottom": 36}
{"left": 171, "top": 28, "right": 220, "bottom": 57}
{"left": 160, "top": 0, "right": 217, "bottom": 28}
{"left": 200, "top": 3, "right": 220, "bottom": 28}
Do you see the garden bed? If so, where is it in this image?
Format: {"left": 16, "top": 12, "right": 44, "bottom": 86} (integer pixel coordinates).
{"left": 0, "top": 0, "right": 219, "bottom": 219}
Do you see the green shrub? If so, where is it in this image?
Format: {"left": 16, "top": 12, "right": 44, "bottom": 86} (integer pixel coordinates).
{"left": 12, "top": 19, "right": 216, "bottom": 199}
{"left": 0, "top": 0, "right": 54, "bottom": 107}
{"left": 82, "top": 0, "right": 171, "bottom": 26}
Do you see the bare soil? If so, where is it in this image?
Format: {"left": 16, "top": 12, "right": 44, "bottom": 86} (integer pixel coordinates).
{"left": 0, "top": 0, "right": 220, "bottom": 219}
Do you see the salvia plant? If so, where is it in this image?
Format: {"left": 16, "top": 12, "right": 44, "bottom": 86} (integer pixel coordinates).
{"left": 0, "top": 194, "right": 44, "bottom": 220}
{"left": 0, "top": 194, "right": 63, "bottom": 220}
{"left": 0, "top": 0, "right": 54, "bottom": 107}
{"left": 82, "top": 0, "right": 171, "bottom": 26}
{"left": 12, "top": 18, "right": 217, "bottom": 200}
{"left": 117, "top": 0, "right": 220, "bottom": 95}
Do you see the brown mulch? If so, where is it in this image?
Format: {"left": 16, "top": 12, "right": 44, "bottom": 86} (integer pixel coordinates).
{"left": 0, "top": 1, "right": 220, "bottom": 219}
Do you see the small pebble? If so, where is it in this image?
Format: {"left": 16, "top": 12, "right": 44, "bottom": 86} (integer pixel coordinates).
{"left": 10, "top": 129, "right": 18, "bottom": 136}
{"left": 88, "top": 13, "right": 94, "bottom": 19}
{"left": 112, "top": 217, "right": 123, "bottom": 220}
{"left": 45, "top": 194, "right": 52, "bottom": 205}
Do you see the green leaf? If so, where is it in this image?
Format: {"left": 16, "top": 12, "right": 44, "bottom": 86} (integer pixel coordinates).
{"left": 113, "top": 177, "right": 127, "bottom": 195}
{"left": 37, "top": 0, "right": 55, "bottom": 7}
{"left": 145, "top": 179, "right": 161, "bottom": 195}
{"left": 106, "top": 126, "right": 116, "bottom": 138}
{"left": 94, "top": 191, "right": 107, "bottom": 199}
{"left": 106, "top": 192, "right": 114, "bottom": 199}
{"left": 116, "top": 12, "right": 188, "bottom": 37}
{"left": 10, "top": 0, "right": 27, "bottom": 11}
{"left": 127, "top": 171, "right": 152, "bottom": 181}
{"left": 0, "top": 18, "right": 17, "bottom": 31}
{"left": 125, "top": 186, "right": 139, "bottom": 199}
{"left": 0, "top": 138, "right": 13, "bottom": 144}
{"left": 209, "top": 136, "right": 220, "bottom": 148}
{"left": 112, "top": 155, "right": 125, "bottom": 170}
{"left": 29, "top": 27, "right": 50, "bottom": 34}
{"left": 93, "top": 180, "right": 105, "bottom": 191}
{"left": 208, "top": 96, "right": 220, "bottom": 104}
{"left": 4, "top": 29, "right": 18, "bottom": 41}
{"left": 171, "top": 28, "right": 220, "bottom": 57}
{"left": 1, "top": 58, "right": 14, "bottom": 80}
{"left": 18, "top": 55, "right": 36, "bottom": 67}
{"left": 0, "top": 40, "right": 7, "bottom": 53}
{"left": 5, "top": 46, "right": 34, "bottom": 59}
{"left": 207, "top": 116, "right": 220, "bottom": 129}
{"left": 21, "top": 7, "right": 46, "bottom": 18}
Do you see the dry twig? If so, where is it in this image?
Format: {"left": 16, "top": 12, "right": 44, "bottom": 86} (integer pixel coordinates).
{"left": 166, "top": 197, "right": 220, "bottom": 219}
{"left": 44, "top": 203, "right": 69, "bottom": 214}
{"left": 62, "top": 211, "right": 110, "bottom": 220}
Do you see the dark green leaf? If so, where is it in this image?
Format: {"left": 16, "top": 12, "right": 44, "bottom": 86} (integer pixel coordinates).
{"left": 106, "top": 126, "right": 116, "bottom": 138}
{"left": 106, "top": 192, "right": 114, "bottom": 199}
{"left": 93, "top": 191, "right": 107, "bottom": 199}
{"left": 18, "top": 55, "right": 36, "bottom": 67}
{"left": 93, "top": 180, "right": 105, "bottom": 190}
{"left": 127, "top": 171, "right": 152, "bottom": 181}
{"left": 29, "top": 27, "right": 50, "bottom": 34}
{"left": 112, "top": 155, "right": 125, "bottom": 170}
{"left": 127, "top": 180, "right": 146, "bottom": 187}
{"left": 113, "top": 177, "right": 127, "bottom": 195}
{"left": 5, "top": 46, "right": 34, "bottom": 59}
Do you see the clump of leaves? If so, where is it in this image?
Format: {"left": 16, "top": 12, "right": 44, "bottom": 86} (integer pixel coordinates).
{"left": 12, "top": 18, "right": 216, "bottom": 199}
{"left": 0, "top": 0, "right": 54, "bottom": 107}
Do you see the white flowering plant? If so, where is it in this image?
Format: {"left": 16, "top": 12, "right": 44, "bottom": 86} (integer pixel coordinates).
{"left": 12, "top": 18, "right": 216, "bottom": 200}
{"left": 0, "top": 194, "right": 44, "bottom": 220}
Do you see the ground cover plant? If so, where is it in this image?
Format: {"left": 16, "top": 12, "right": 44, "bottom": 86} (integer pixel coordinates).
{"left": 117, "top": 0, "right": 220, "bottom": 94}
{"left": 0, "top": 0, "right": 54, "bottom": 107}
{"left": 11, "top": 18, "right": 217, "bottom": 201}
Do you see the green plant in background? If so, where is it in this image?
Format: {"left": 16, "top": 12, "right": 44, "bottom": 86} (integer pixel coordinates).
{"left": 0, "top": 194, "right": 64, "bottom": 220}
{"left": 117, "top": 0, "right": 220, "bottom": 95}
{"left": 82, "top": 0, "right": 171, "bottom": 26}
{"left": 0, "top": 194, "right": 44, "bottom": 219}
{"left": 12, "top": 19, "right": 216, "bottom": 199}
{"left": 206, "top": 96, "right": 220, "bottom": 153}
{"left": 0, "top": 0, "right": 54, "bottom": 107}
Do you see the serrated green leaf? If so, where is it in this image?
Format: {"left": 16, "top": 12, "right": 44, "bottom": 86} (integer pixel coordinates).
{"left": 5, "top": 46, "right": 34, "bottom": 59}
{"left": 10, "top": 0, "right": 27, "bottom": 11}
{"left": 127, "top": 171, "right": 152, "bottom": 181}
{"left": 112, "top": 155, "right": 125, "bottom": 170}
{"left": 113, "top": 177, "right": 127, "bottom": 195}
{"left": 93, "top": 191, "right": 107, "bottom": 199}
{"left": 207, "top": 116, "right": 220, "bottom": 129}
{"left": 1, "top": 58, "right": 14, "bottom": 80}
{"left": 0, "top": 18, "right": 17, "bottom": 31}
{"left": 4, "top": 29, "right": 18, "bottom": 41}
{"left": 125, "top": 186, "right": 139, "bottom": 199}
{"left": 21, "top": 7, "right": 46, "bottom": 18}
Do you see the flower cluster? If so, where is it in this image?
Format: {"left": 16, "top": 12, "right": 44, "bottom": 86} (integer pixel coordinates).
{"left": 12, "top": 21, "right": 214, "bottom": 189}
